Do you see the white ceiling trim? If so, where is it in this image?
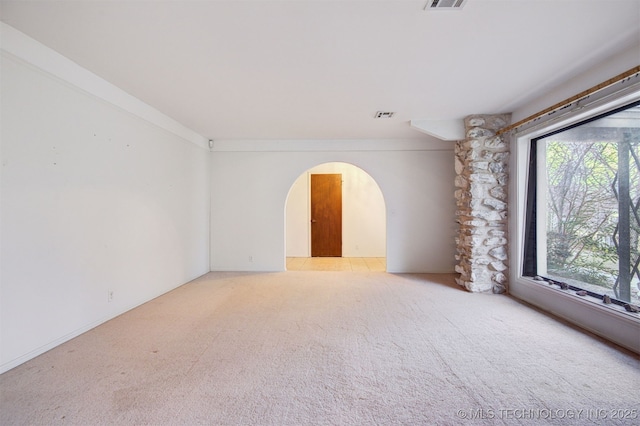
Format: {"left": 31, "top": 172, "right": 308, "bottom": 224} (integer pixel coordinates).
{"left": 0, "top": 22, "right": 209, "bottom": 150}
{"left": 410, "top": 119, "right": 465, "bottom": 141}
{"left": 210, "top": 138, "right": 454, "bottom": 152}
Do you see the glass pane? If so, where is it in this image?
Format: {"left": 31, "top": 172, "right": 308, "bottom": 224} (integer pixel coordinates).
{"left": 539, "top": 104, "right": 640, "bottom": 305}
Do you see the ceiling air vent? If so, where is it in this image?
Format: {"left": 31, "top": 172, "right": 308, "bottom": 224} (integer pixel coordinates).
{"left": 425, "top": 0, "right": 468, "bottom": 10}
{"left": 375, "top": 111, "right": 395, "bottom": 119}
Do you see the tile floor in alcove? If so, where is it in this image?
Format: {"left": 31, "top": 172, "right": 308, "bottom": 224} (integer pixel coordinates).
{"left": 286, "top": 257, "right": 386, "bottom": 271}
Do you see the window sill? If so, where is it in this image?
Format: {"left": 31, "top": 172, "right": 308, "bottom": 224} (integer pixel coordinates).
{"left": 510, "top": 276, "right": 640, "bottom": 354}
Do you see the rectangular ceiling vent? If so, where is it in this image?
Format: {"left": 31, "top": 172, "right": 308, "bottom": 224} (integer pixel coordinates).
{"left": 425, "top": 0, "right": 468, "bottom": 10}
{"left": 375, "top": 111, "right": 395, "bottom": 119}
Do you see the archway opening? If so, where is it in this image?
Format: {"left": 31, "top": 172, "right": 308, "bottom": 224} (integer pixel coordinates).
{"left": 285, "top": 162, "right": 386, "bottom": 271}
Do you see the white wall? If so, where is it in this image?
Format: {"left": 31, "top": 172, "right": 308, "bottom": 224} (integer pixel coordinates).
{"left": 210, "top": 140, "right": 457, "bottom": 273}
{"left": 511, "top": 43, "right": 640, "bottom": 124}
{"left": 0, "top": 28, "right": 210, "bottom": 373}
{"left": 286, "top": 162, "right": 386, "bottom": 258}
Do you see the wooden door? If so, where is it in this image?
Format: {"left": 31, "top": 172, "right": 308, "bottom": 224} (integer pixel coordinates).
{"left": 311, "top": 174, "right": 342, "bottom": 257}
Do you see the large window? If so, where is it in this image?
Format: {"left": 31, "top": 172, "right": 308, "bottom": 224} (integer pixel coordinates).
{"left": 523, "top": 101, "right": 640, "bottom": 311}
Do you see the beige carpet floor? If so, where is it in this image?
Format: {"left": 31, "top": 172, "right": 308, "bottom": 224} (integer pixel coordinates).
{"left": 1, "top": 272, "right": 639, "bottom": 425}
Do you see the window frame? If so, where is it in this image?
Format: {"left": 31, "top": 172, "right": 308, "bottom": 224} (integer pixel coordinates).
{"left": 510, "top": 84, "right": 640, "bottom": 354}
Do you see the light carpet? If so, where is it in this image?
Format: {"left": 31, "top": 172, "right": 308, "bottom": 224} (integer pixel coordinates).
{"left": 1, "top": 272, "right": 639, "bottom": 425}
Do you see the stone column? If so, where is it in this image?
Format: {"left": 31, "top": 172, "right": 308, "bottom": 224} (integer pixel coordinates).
{"left": 454, "top": 114, "right": 511, "bottom": 293}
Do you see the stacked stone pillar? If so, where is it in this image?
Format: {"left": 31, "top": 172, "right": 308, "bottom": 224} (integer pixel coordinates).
{"left": 454, "top": 114, "right": 511, "bottom": 293}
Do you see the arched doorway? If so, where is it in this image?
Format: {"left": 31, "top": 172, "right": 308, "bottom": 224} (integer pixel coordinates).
{"left": 285, "top": 162, "right": 386, "bottom": 271}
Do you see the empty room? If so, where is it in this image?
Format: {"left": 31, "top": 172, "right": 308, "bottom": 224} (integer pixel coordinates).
{"left": 1, "top": 0, "right": 639, "bottom": 424}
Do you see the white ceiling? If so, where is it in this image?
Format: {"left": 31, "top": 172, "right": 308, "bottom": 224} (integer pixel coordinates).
{"left": 1, "top": 0, "right": 639, "bottom": 140}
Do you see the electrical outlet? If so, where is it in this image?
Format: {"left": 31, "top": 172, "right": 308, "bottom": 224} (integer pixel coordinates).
{"left": 108, "top": 290, "right": 114, "bottom": 302}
